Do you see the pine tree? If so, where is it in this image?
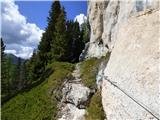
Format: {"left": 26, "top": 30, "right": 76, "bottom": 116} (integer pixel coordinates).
{"left": 15, "top": 58, "right": 22, "bottom": 90}
{"left": 65, "top": 21, "right": 86, "bottom": 62}
{"left": 9, "top": 60, "right": 17, "bottom": 91}
{"left": 47, "top": 0, "right": 61, "bottom": 33}
{"left": 72, "top": 21, "right": 85, "bottom": 62}
{"left": 81, "top": 21, "right": 90, "bottom": 43}
{"left": 22, "top": 62, "right": 28, "bottom": 87}
{"left": 38, "top": 0, "right": 61, "bottom": 64}
{"left": 51, "top": 7, "right": 69, "bottom": 61}
{"left": 1, "top": 38, "right": 8, "bottom": 95}
{"left": 66, "top": 20, "right": 75, "bottom": 61}
{"left": 1, "top": 38, "right": 19, "bottom": 96}
{"left": 18, "top": 62, "right": 27, "bottom": 90}
{"left": 5, "top": 57, "right": 13, "bottom": 95}
{"left": 1, "top": 38, "right": 5, "bottom": 59}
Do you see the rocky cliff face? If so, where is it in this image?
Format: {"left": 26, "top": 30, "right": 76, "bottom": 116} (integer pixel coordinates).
{"left": 102, "top": 9, "right": 160, "bottom": 119}
{"left": 86, "top": 0, "right": 160, "bottom": 119}
{"left": 85, "top": 0, "right": 159, "bottom": 58}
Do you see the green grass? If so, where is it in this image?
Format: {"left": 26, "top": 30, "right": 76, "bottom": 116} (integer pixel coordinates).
{"left": 85, "top": 91, "right": 105, "bottom": 120}
{"left": 1, "top": 53, "right": 110, "bottom": 120}
{"left": 80, "top": 53, "right": 110, "bottom": 120}
{"left": 80, "top": 52, "right": 110, "bottom": 89}
{"left": 80, "top": 58, "right": 101, "bottom": 89}
{"left": 1, "top": 62, "right": 74, "bottom": 120}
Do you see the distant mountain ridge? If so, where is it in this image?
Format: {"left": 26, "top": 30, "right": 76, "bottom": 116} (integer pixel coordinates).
{"left": 5, "top": 53, "right": 25, "bottom": 64}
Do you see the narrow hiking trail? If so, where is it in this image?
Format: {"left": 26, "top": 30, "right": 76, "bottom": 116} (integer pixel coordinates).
{"left": 58, "top": 63, "right": 92, "bottom": 120}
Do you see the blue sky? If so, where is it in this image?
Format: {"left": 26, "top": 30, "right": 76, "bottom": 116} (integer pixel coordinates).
{"left": 2, "top": 0, "right": 87, "bottom": 59}
{"left": 15, "top": 1, "right": 87, "bottom": 30}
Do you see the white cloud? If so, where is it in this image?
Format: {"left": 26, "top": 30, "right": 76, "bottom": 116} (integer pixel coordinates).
{"left": 74, "top": 13, "right": 87, "bottom": 26}
{"left": 5, "top": 50, "right": 17, "bottom": 55}
{"left": 1, "top": 0, "right": 44, "bottom": 59}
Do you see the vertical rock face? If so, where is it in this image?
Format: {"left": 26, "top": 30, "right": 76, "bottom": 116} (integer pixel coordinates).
{"left": 102, "top": 9, "right": 160, "bottom": 119}
{"left": 86, "top": 0, "right": 160, "bottom": 119}
{"left": 85, "top": 0, "right": 159, "bottom": 58}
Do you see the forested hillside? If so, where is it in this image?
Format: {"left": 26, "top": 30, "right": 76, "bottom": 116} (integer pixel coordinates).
{"left": 1, "top": 1, "right": 89, "bottom": 103}
{"left": 1, "top": 39, "right": 27, "bottom": 102}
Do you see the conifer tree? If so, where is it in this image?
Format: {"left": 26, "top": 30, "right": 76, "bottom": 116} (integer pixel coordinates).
{"left": 51, "top": 7, "right": 69, "bottom": 61}
{"left": 81, "top": 21, "right": 90, "bottom": 43}
{"left": 65, "top": 21, "right": 86, "bottom": 62}
{"left": 26, "top": 50, "right": 42, "bottom": 84}
{"left": 15, "top": 58, "right": 23, "bottom": 90}
{"left": 38, "top": 0, "right": 61, "bottom": 64}
{"left": 1, "top": 38, "right": 7, "bottom": 95}
{"left": 66, "top": 20, "right": 75, "bottom": 61}
{"left": 17, "top": 61, "right": 27, "bottom": 89}
{"left": 1, "top": 38, "right": 5, "bottom": 59}
{"left": 72, "top": 21, "right": 85, "bottom": 62}
{"left": 5, "top": 57, "right": 13, "bottom": 95}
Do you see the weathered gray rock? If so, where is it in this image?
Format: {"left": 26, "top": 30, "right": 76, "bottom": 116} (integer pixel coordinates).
{"left": 62, "top": 83, "right": 91, "bottom": 109}
{"left": 85, "top": 0, "right": 159, "bottom": 58}
{"left": 102, "top": 9, "right": 160, "bottom": 119}
{"left": 58, "top": 103, "right": 86, "bottom": 120}
{"left": 86, "top": 1, "right": 160, "bottom": 119}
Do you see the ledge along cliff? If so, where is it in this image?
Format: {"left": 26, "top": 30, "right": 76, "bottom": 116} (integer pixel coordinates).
{"left": 83, "top": 0, "right": 160, "bottom": 120}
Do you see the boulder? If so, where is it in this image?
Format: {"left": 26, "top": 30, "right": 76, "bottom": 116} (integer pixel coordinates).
{"left": 62, "top": 83, "right": 91, "bottom": 109}
{"left": 58, "top": 103, "right": 86, "bottom": 120}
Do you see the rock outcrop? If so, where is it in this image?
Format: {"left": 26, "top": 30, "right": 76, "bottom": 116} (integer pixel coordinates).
{"left": 86, "top": 0, "right": 160, "bottom": 119}
{"left": 84, "top": 0, "right": 159, "bottom": 59}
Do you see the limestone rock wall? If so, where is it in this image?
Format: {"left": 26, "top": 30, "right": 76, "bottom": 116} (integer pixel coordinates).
{"left": 85, "top": 0, "right": 159, "bottom": 58}
{"left": 86, "top": 0, "right": 160, "bottom": 119}
{"left": 102, "top": 9, "right": 160, "bottom": 119}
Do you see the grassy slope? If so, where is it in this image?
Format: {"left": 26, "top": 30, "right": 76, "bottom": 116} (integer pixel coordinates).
{"left": 1, "top": 62, "right": 74, "bottom": 120}
{"left": 80, "top": 58, "right": 101, "bottom": 89}
{"left": 2, "top": 53, "right": 110, "bottom": 120}
{"left": 80, "top": 53, "right": 110, "bottom": 89}
{"left": 80, "top": 53, "right": 110, "bottom": 120}
{"left": 85, "top": 91, "right": 105, "bottom": 120}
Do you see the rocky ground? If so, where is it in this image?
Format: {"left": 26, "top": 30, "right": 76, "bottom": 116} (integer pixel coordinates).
{"left": 57, "top": 64, "right": 93, "bottom": 120}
